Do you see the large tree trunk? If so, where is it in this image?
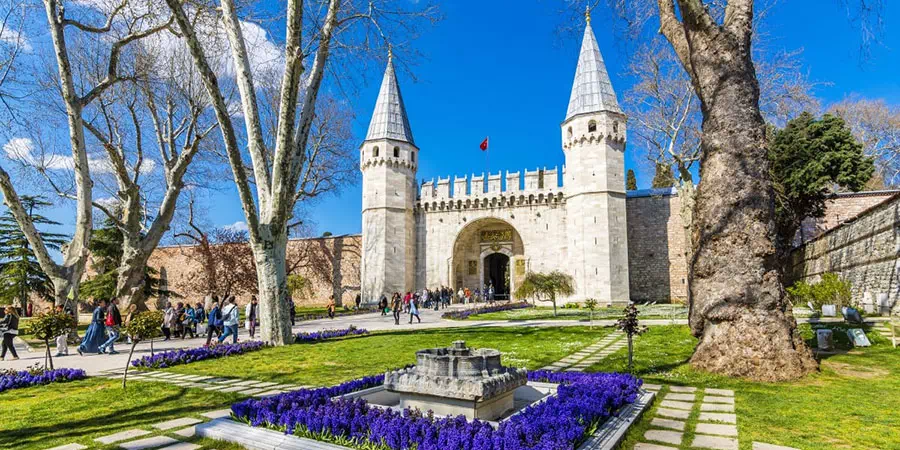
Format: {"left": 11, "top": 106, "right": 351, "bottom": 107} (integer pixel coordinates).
{"left": 116, "top": 251, "right": 150, "bottom": 312}
{"left": 685, "top": 27, "right": 816, "bottom": 382}
{"left": 253, "top": 230, "right": 293, "bottom": 345}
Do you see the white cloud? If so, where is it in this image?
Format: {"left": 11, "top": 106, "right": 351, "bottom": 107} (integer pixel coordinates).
{"left": 0, "top": 27, "right": 31, "bottom": 52}
{"left": 222, "top": 221, "right": 248, "bottom": 233}
{"left": 3, "top": 137, "right": 156, "bottom": 175}
{"left": 94, "top": 196, "right": 121, "bottom": 209}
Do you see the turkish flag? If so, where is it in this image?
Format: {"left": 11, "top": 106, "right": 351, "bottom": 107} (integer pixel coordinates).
{"left": 479, "top": 137, "right": 489, "bottom": 151}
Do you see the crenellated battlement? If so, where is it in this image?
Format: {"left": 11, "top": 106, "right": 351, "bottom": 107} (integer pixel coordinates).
{"left": 416, "top": 166, "right": 566, "bottom": 211}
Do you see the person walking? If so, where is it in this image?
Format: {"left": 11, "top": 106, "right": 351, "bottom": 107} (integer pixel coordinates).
{"left": 326, "top": 295, "right": 336, "bottom": 319}
{"left": 162, "top": 301, "right": 175, "bottom": 340}
{"left": 182, "top": 304, "right": 197, "bottom": 339}
{"left": 409, "top": 295, "right": 421, "bottom": 324}
{"left": 403, "top": 292, "right": 411, "bottom": 313}
{"left": 355, "top": 293, "right": 361, "bottom": 310}
{"left": 205, "top": 299, "right": 222, "bottom": 346}
{"left": 246, "top": 296, "right": 259, "bottom": 338}
{"left": 98, "top": 299, "right": 122, "bottom": 354}
{"left": 288, "top": 296, "right": 296, "bottom": 326}
{"left": 0, "top": 306, "right": 20, "bottom": 361}
{"left": 218, "top": 297, "right": 240, "bottom": 344}
{"left": 78, "top": 300, "right": 107, "bottom": 355}
{"left": 391, "top": 293, "right": 402, "bottom": 325}
{"left": 379, "top": 295, "right": 388, "bottom": 316}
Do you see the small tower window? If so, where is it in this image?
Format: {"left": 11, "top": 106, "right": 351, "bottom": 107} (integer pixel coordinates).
{"left": 411, "top": 151, "right": 416, "bottom": 162}
{"left": 613, "top": 121, "right": 619, "bottom": 133}
{"left": 393, "top": 146, "right": 400, "bottom": 158}
{"left": 588, "top": 120, "right": 597, "bottom": 133}
{"left": 373, "top": 146, "right": 379, "bottom": 157}
{"left": 567, "top": 126, "right": 573, "bottom": 139}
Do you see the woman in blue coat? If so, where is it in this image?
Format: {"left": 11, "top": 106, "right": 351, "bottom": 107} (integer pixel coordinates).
{"left": 77, "top": 300, "right": 108, "bottom": 355}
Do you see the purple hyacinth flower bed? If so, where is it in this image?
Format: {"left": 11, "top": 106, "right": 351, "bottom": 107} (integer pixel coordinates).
{"left": 442, "top": 301, "right": 532, "bottom": 320}
{"left": 295, "top": 326, "right": 369, "bottom": 343}
{"left": 231, "top": 370, "right": 641, "bottom": 450}
{"left": 130, "top": 341, "right": 266, "bottom": 369}
{"left": 0, "top": 368, "right": 87, "bottom": 393}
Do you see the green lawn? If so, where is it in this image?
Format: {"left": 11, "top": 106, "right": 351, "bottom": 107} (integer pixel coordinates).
{"left": 606, "top": 324, "right": 900, "bottom": 450}
{"left": 468, "top": 303, "right": 689, "bottom": 321}
{"left": 0, "top": 378, "right": 246, "bottom": 450}
{"left": 156, "top": 326, "right": 614, "bottom": 386}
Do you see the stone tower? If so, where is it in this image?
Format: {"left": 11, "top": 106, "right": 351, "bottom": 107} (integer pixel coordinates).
{"left": 561, "top": 11, "right": 630, "bottom": 304}
{"left": 360, "top": 52, "right": 418, "bottom": 303}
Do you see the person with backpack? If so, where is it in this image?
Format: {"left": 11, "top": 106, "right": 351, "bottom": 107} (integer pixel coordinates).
{"left": 218, "top": 296, "right": 240, "bottom": 344}
{"left": 182, "top": 304, "right": 197, "bottom": 339}
{"left": 98, "top": 299, "right": 122, "bottom": 354}
{"left": 205, "top": 299, "right": 222, "bottom": 346}
{"left": 0, "top": 306, "right": 20, "bottom": 360}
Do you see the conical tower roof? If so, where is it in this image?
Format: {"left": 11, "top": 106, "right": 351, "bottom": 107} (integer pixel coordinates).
{"left": 565, "top": 15, "right": 621, "bottom": 121}
{"left": 365, "top": 53, "right": 415, "bottom": 146}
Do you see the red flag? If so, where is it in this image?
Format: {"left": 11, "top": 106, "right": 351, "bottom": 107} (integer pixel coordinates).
{"left": 479, "top": 137, "right": 489, "bottom": 151}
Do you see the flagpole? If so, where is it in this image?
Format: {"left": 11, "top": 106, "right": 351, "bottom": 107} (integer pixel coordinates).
{"left": 486, "top": 136, "right": 490, "bottom": 183}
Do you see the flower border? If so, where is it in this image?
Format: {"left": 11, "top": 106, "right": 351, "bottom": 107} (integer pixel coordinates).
{"left": 0, "top": 368, "right": 87, "bottom": 393}
{"left": 130, "top": 341, "right": 266, "bottom": 369}
{"left": 295, "top": 326, "right": 369, "bottom": 343}
{"left": 442, "top": 302, "right": 533, "bottom": 320}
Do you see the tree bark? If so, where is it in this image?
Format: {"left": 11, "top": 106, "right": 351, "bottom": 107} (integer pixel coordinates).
{"left": 123, "top": 341, "right": 137, "bottom": 389}
{"left": 656, "top": 0, "right": 817, "bottom": 381}
{"left": 253, "top": 230, "right": 293, "bottom": 345}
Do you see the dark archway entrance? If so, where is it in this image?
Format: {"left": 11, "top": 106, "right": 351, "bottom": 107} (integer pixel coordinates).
{"left": 484, "top": 253, "right": 510, "bottom": 300}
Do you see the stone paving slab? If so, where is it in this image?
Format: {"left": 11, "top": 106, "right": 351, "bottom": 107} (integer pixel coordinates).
{"left": 669, "top": 386, "right": 697, "bottom": 393}
{"left": 691, "top": 434, "right": 738, "bottom": 450}
{"left": 94, "top": 429, "right": 152, "bottom": 444}
{"left": 118, "top": 436, "right": 179, "bottom": 450}
{"left": 233, "top": 380, "right": 265, "bottom": 387}
{"left": 698, "top": 412, "right": 737, "bottom": 424}
{"left": 704, "top": 396, "right": 735, "bottom": 404}
{"left": 644, "top": 430, "right": 682, "bottom": 445}
{"left": 650, "top": 417, "right": 685, "bottom": 431}
{"left": 254, "top": 381, "right": 280, "bottom": 388}
{"left": 220, "top": 385, "right": 248, "bottom": 393}
{"left": 157, "top": 444, "right": 200, "bottom": 450}
{"left": 752, "top": 443, "right": 800, "bottom": 450}
{"left": 254, "top": 390, "right": 286, "bottom": 397}
{"left": 202, "top": 409, "right": 233, "bottom": 419}
{"left": 656, "top": 408, "right": 690, "bottom": 420}
{"left": 700, "top": 403, "right": 734, "bottom": 412}
{"left": 153, "top": 417, "right": 203, "bottom": 431}
{"left": 642, "top": 383, "right": 662, "bottom": 391}
{"left": 704, "top": 388, "right": 734, "bottom": 396}
{"left": 212, "top": 379, "right": 242, "bottom": 385}
{"left": 634, "top": 444, "right": 677, "bottom": 450}
{"left": 659, "top": 400, "right": 694, "bottom": 411}
{"left": 241, "top": 387, "right": 269, "bottom": 395}
{"left": 664, "top": 393, "right": 696, "bottom": 402}
{"left": 695, "top": 423, "right": 738, "bottom": 437}
{"left": 46, "top": 444, "right": 88, "bottom": 450}
{"left": 174, "top": 426, "right": 196, "bottom": 438}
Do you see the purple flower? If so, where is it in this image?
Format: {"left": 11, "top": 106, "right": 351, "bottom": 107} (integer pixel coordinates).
{"left": 295, "top": 326, "right": 369, "bottom": 343}
{"left": 231, "top": 370, "right": 641, "bottom": 450}
{"left": 442, "top": 302, "right": 532, "bottom": 320}
{"left": 0, "top": 368, "right": 87, "bottom": 393}
{"left": 130, "top": 341, "right": 267, "bottom": 369}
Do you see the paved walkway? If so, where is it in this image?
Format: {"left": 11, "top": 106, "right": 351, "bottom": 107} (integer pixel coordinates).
{"left": 541, "top": 331, "right": 624, "bottom": 371}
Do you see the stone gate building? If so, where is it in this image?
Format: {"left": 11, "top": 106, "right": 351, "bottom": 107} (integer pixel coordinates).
{"left": 360, "top": 16, "right": 630, "bottom": 305}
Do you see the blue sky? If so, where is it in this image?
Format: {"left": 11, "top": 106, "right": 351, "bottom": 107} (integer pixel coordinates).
{"left": 276, "top": 0, "right": 899, "bottom": 236}
{"left": 7, "top": 0, "right": 900, "bottom": 242}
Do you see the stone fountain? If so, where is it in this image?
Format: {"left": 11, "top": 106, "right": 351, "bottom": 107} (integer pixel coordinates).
{"left": 382, "top": 340, "right": 528, "bottom": 420}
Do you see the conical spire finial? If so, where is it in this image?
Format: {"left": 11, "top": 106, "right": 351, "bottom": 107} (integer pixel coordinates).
{"left": 364, "top": 51, "right": 415, "bottom": 146}
{"left": 564, "top": 17, "right": 621, "bottom": 121}
{"left": 585, "top": 4, "right": 591, "bottom": 24}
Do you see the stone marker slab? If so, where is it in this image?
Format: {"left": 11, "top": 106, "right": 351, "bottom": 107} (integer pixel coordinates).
{"left": 752, "top": 443, "right": 801, "bottom": 450}
{"left": 660, "top": 400, "right": 694, "bottom": 411}
{"left": 700, "top": 403, "right": 734, "bottom": 412}
{"left": 704, "top": 396, "right": 735, "bottom": 405}
{"left": 94, "top": 429, "right": 151, "bottom": 444}
{"left": 118, "top": 436, "right": 179, "bottom": 450}
{"left": 650, "top": 417, "right": 685, "bottom": 431}
{"left": 695, "top": 423, "right": 738, "bottom": 437}
{"left": 698, "top": 412, "right": 737, "bottom": 424}
{"left": 153, "top": 417, "right": 203, "bottom": 431}
{"left": 634, "top": 444, "right": 677, "bottom": 450}
{"left": 644, "top": 430, "right": 682, "bottom": 445}
{"left": 202, "top": 409, "right": 233, "bottom": 419}
{"left": 664, "top": 393, "right": 696, "bottom": 402}
{"left": 656, "top": 408, "right": 690, "bottom": 420}
{"left": 668, "top": 386, "right": 697, "bottom": 393}
{"left": 691, "top": 434, "right": 738, "bottom": 450}
{"left": 704, "top": 388, "right": 734, "bottom": 397}
{"left": 47, "top": 444, "right": 88, "bottom": 450}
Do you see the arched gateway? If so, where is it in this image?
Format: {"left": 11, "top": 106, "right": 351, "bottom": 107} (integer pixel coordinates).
{"left": 449, "top": 218, "right": 525, "bottom": 300}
